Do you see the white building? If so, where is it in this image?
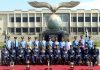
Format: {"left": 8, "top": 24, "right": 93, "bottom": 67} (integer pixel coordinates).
{"left": 0, "top": 9, "right": 100, "bottom": 36}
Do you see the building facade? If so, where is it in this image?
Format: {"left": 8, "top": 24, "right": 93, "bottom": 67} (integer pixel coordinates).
{"left": 0, "top": 9, "right": 100, "bottom": 36}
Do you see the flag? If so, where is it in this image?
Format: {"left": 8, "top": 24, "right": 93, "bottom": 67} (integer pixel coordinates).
{"left": 85, "top": 28, "right": 88, "bottom": 36}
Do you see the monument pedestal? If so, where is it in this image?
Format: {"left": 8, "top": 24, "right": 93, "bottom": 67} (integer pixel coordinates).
{"left": 42, "top": 29, "right": 66, "bottom": 42}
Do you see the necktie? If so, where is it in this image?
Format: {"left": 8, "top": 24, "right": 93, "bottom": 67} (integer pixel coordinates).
{"left": 15, "top": 40, "right": 16, "bottom": 48}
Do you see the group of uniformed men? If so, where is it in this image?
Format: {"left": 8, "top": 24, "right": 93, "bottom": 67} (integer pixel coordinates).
{"left": 1, "top": 35, "right": 99, "bottom": 66}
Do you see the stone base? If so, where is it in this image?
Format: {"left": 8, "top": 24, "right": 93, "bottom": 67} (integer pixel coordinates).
{"left": 42, "top": 29, "right": 67, "bottom": 42}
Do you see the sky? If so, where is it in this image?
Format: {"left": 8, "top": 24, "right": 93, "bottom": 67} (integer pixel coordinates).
{"left": 0, "top": 0, "right": 100, "bottom": 11}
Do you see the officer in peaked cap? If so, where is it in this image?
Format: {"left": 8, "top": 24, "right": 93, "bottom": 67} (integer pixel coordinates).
{"left": 20, "top": 36, "right": 26, "bottom": 49}
{"left": 21, "top": 36, "right": 24, "bottom": 39}
{"left": 27, "top": 37, "right": 33, "bottom": 49}
{"left": 6, "top": 36, "right": 13, "bottom": 50}
{"left": 13, "top": 37, "right": 19, "bottom": 51}
{"left": 87, "top": 36, "right": 94, "bottom": 49}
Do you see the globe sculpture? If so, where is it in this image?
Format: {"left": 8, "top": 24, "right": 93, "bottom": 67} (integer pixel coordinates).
{"left": 47, "top": 14, "right": 62, "bottom": 29}
{"left": 28, "top": 1, "right": 80, "bottom": 41}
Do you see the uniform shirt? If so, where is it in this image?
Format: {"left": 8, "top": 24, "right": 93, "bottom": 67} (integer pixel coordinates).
{"left": 6, "top": 40, "right": 12, "bottom": 49}
{"left": 65, "top": 41, "right": 72, "bottom": 50}
{"left": 27, "top": 40, "right": 33, "bottom": 48}
{"left": 80, "top": 39, "right": 85, "bottom": 46}
{"left": 87, "top": 40, "right": 94, "bottom": 48}
{"left": 34, "top": 40, "right": 39, "bottom": 48}
{"left": 59, "top": 41, "right": 66, "bottom": 48}
{"left": 13, "top": 40, "right": 19, "bottom": 48}
{"left": 54, "top": 41, "right": 59, "bottom": 45}
{"left": 53, "top": 41, "right": 59, "bottom": 48}
{"left": 72, "top": 40, "right": 79, "bottom": 48}
{"left": 41, "top": 40, "right": 46, "bottom": 47}
{"left": 20, "top": 40, "right": 26, "bottom": 48}
{"left": 48, "top": 40, "right": 53, "bottom": 47}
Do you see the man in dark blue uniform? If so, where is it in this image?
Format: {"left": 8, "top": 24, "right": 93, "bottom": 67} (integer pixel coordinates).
{"left": 53, "top": 37, "right": 61, "bottom": 64}
{"left": 75, "top": 46, "right": 82, "bottom": 65}
{"left": 25, "top": 44, "right": 32, "bottom": 64}
{"left": 91, "top": 45, "right": 99, "bottom": 66}
{"left": 62, "top": 47, "right": 68, "bottom": 64}
{"left": 68, "top": 45, "right": 75, "bottom": 64}
{"left": 45, "top": 37, "right": 53, "bottom": 64}
{"left": 17, "top": 45, "right": 25, "bottom": 64}
{"left": 59, "top": 37, "right": 66, "bottom": 59}
{"left": 32, "top": 37, "right": 39, "bottom": 64}
{"left": 1, "top": 47, "right": 10, "bottom": 65}
{"left": 83, "top": 48, "right": 90, "bottom": 65}
{"left": 39, "top": 45, "right": 46, "bottom": 64}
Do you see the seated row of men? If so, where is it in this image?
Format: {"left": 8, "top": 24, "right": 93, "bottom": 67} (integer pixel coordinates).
{"left": 1, "top": 43, "right": 99, "bottom": 66}
{"left": 1, "top": 35, "right": 99, "bottom": 66}
{"left": 6, "top": 35, "right": 94, "bottom": 50}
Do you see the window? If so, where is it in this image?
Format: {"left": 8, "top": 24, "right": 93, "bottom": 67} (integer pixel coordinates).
{"left": 92, "top": 27, "right": 97, "bottom": 32}
{"left": 36, "top": 17, "right": 41, "bottom": 22}
{"left": 30, "top": 28, "right": 35, "bottom": 32}
{"left": 29, "top": 17, "right": 35, "bottom": 22}
{"left": 86, "top": 27, "right": 91, "bottom": 32}
{"left": 11, "top": 17, "right": 14, "bottom": 22}
{"left": 36, "top": 27, "right": 40, "bottom": 32}
{"left": 62, "top": 14, "right": 69, "bottom": 22}
{"left": 23, "top": 17, "right": 28, "bottom": 22}
{"left": 92, "top": 17, "right": 97, "bottom": 22}
{"left": 78, "top": 27, "right": 84, "bottom": 32}
{"left": 16, "top": 28, "right": 21, "bottom": 32}
{"left": 73, "top": 27, "right": 77, "bottom": 32}
{"left": 23, "top": 28, "right": 28, "bottom": 32}
{"left": 16, "top": 17, "right": 21, "bottom": 22}
{"left": 72, "top": 17, "right": 77, "bottom": 22}
{"left": 85, "top": 17, "right": 91, "bottom": 22}
{"left": 11, "top": 28, "right": 14, "bottom": 32}
{"left": 78, "top": 17, "right": 84, "bottom": 22}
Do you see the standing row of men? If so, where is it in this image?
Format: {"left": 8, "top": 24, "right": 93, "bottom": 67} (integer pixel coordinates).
{"left": 5, "top": 35, "right": 94, "bottom": 51}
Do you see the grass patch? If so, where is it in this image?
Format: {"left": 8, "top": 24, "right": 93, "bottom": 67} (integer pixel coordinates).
{"left": 0, "top": 42, "right": 3, "bottom": 48}
{"left": 94, "top": 41, "right": 100, "bottom": 47}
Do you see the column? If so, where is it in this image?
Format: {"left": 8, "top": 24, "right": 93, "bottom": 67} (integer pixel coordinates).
{"left": 21, "top": 13, "right": 22, "bottom": 35}
{"left": 41, "top": 13, "right": 43, "bottom": 32}
{"left": 91, "top": 12, "right": 92, "bottom": 35}
{"left": 76, "top": 12, "right": 78, "bottom": 35}
{"left": 35, "top": 13, "right": 36, "bottom": 34}
{"left": 14, "top": 28, "right": 16, "bottom": 35}
{"left": 28, "top": 12, "right": 30, "bottom": 35}
{"left": 84, "top": 12, "right": 85, "bottom": 34}
{"left": 98, "top": 12, "right": 99, "bottom": 35}
{"left": 14, "top": 13, "right": 16, "bottom": 34}
{"left": 69, "top": 12, "right": 71, "bottom": 35}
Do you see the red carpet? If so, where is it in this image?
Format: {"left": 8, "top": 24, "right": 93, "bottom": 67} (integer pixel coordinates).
{"left": 0, "top": 65, "right": 100, "bottom": 70}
